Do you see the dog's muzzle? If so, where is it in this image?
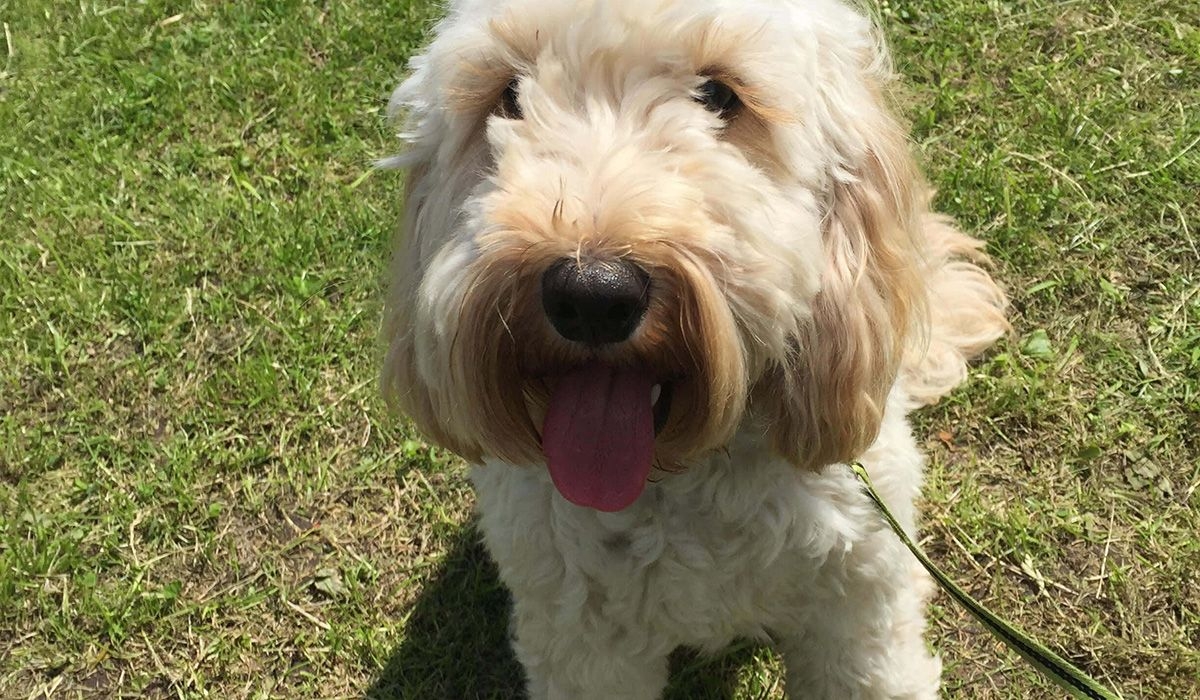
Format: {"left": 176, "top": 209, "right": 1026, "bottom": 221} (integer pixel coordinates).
{"left": 536, "top": 257, "right": 666, "bottom": 512}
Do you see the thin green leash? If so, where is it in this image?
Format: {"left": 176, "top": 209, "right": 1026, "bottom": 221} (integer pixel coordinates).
{"left": 849, "top": 462, "right": 1124, "bottom": 700}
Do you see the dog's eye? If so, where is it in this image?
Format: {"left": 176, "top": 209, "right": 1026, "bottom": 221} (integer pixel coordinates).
{"left": 694, "top": 79, "right": 741, "bottom": 118}
{"left": 498, "top": 78, "right": 522, "bottom": 119}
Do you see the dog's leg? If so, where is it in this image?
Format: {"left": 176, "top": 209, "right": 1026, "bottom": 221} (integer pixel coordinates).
{"left": 508, "top": 600, "right": 670, "bottom": 700}
{"left": 776, "top": 558, "right": 941, "bottom": 700}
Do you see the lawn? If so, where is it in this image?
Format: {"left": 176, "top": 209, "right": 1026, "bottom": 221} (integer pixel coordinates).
{"left": 1, "top": 0, "right": 1197, "bottom": 698}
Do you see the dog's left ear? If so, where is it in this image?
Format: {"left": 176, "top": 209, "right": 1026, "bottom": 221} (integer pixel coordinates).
{"left": 755, "top": 85, "right": 927, "bottom": 470}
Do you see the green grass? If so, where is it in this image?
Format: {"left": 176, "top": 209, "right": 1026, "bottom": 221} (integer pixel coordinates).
{"left": 1, "top": 0, "right": 1196, "bottom": 698}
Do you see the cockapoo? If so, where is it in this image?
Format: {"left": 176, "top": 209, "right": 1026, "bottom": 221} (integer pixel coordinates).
{"left": 381, "top": 0, "right": 1008, "bottom": 697}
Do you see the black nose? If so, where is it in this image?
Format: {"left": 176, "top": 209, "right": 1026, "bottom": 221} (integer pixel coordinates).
{"left": 541, "top": 258, "right": 651, "bottom": 345}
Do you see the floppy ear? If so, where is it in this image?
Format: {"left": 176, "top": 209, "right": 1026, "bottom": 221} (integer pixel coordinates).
{"left": 380, "top": 160, "right": 484, "bottom": 461}
{"left": 755, "top": 96, "right": 927, "bottom": 470}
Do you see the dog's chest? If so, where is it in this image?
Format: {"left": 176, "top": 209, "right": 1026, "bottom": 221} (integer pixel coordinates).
{"left": 471, "top": 440, "right": 891, "bottom": 645}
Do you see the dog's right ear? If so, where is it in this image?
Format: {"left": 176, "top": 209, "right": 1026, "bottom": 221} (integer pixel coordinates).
{"left": 379, "top": 57, "right": 493, "bottom": 463}
{"left": 380, "top": 158, "right": 484, "bottom": 463}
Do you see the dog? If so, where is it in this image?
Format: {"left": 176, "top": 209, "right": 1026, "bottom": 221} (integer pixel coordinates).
{"left": 380, "top": 0, "right": 1008, "bottom": 697}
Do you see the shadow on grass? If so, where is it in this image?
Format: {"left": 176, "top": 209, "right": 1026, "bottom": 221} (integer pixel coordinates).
{"left": 365, "top": 524, "right": 522, "bottom": 700}
{"left": 366, "top": 522, "right": 769, "bottom": 699}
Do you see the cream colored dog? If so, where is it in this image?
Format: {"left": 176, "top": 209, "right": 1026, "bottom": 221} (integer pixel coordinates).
{"left": 381, "top": 0, "right": 1007, "bottom": 697}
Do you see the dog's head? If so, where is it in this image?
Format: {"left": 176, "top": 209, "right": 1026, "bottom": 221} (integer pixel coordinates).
{"left": 382, "top": 0, "right": 927, "bottom": 511}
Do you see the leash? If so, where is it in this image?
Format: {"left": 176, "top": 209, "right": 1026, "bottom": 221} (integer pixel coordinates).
{"left": 849, "top": 462, "right": 1123, "bottom": 700}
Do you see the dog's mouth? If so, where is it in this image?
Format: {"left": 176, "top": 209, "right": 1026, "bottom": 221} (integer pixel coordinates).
{"left": 650, "top": 380, "right": 674, "bottom": 434}
{"left": 539, "top": 362, "right": 675, "bottom": 513}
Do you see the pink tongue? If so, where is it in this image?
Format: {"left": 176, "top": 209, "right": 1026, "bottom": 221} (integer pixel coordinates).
{"left": 542, "top": 363, "right": 655, "bottom": 512}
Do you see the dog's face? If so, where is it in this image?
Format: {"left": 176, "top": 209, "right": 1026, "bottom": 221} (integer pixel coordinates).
{"left": 383, "top": 0, "right": 926, "bottom": 511}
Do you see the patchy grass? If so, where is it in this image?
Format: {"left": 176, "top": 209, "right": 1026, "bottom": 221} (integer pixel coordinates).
{"left": 0, "top": 0, "right": 1196, "bottom": 698}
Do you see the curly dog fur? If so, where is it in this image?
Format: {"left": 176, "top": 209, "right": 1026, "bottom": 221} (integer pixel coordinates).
{"left": 381, "top": 1, "right": 1008, "bottom": 697}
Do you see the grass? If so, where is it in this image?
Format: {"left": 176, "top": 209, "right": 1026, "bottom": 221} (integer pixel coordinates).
{"left": 0, "top": 0, "right": 1196, "bottom": 697}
